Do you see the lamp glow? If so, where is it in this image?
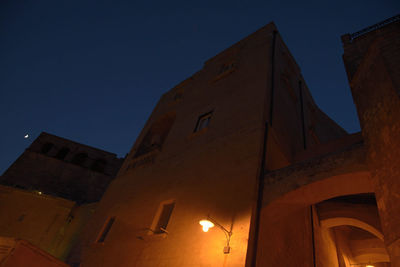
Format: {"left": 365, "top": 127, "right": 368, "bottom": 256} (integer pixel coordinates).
{"left": 199, "top": 220, "right": 214, "bottom": 232}
{"left": 366, "top": 265, "right": 374, "bottom": 267}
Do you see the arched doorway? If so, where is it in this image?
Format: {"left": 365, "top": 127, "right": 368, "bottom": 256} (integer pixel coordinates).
{"left": 256, "top": 168, "right": 391, "bottom": 267}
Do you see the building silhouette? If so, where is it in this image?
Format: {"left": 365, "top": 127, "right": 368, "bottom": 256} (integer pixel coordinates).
{"left": 1, "top": 14, "right": 399, "bottom": 267}
{"left": 0, "top": 132, "right": 123, "bottom": 264}
{"left": 1, "top": 132, "right": 123, "bottom": 204}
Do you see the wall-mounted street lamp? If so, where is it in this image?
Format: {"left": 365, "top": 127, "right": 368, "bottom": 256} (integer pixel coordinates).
{"left": 199, "top": 219, "right": 214, "bottom": 232}
{"left": 199, "top": 216, "right": 232, "bottom": 254}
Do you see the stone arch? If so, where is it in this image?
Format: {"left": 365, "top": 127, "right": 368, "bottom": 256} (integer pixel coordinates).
{"left": 71, "top": 152, "right": 88, "bottom": 167}
{"left": 55, "top": 147, "right": 70, "bottom": 160}
{"left": 256, "top": 147, "right": 376, "bottom": 267}
{"left": 263, "top": 170, "right": 373, "bottom": 216}
{"left": 91, "top": 158, "right": 107, "bottom": 173}
{"left": 320, "top": 217, "right": 383, "bottom": 240}
{"left": 40, "top": 143, "right": 54, "bottom": 154}
{"left": 262, "top": 141, "right": 368, "bottom": 206}
{"left": 316, "top": 199, "right": 383, "bottom": 240}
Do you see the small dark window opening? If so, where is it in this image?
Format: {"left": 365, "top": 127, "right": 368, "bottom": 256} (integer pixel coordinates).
{"left": 134, "top": 112, "right": 176, "bottom": 158}
{"left": 41, "top": 143, "right": 54, "bottom": 154}
{"left": 154, "top": 202, "right": 175, "bottom": 234}
{"left": 14, "top": 184, "right": 27, "bottom": 190}
{"left": 18, "top": 214, "right": 25, "bottom": 222}
{"left": 174, "top": 92, "right": 183, "bottom": 101}
{"left": 219, "top": 63, "right": 235, "bottom": 74}
{"left": 55, "top": 147, "right": 70, "bottom": 160}
{"left": 97, "top": 217, "right": 115, "bottom": 243}
{"left": 91, "top": 159, "right": 107, "bottom": 173}
{"left": 71, "top": 152, "right": 88, "bottom": 166}
{"left": 194, "top": 111, "right": 213, "bottom": 132}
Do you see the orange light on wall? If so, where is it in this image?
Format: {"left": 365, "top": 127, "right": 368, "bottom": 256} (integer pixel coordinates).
{"left": 199, "top": 216, "right": 232, "bottom": 254}
{"left": 199, "top": 220, "right": 214, "bottom": 232}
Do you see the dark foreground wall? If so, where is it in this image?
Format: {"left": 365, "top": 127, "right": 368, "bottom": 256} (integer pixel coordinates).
{"left": 342, "top": 15, "right": 400, "bottom": 265}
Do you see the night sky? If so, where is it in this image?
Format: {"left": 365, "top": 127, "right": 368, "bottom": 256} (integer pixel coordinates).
{"left": 0, "top": 1, "right": 398, "bottom": 174}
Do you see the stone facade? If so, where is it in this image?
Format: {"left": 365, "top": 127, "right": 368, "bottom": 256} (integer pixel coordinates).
{"left": 252, "top": 15, "right": 399, "bottom": 267}
{"left": 0, "top": 133, "right": 123, "bottom": 262}
{"left": 0, "top": 186, "right": 96, "bottom": 261}
{"left": 342, "top": 15, "right": 400, "bottom": 266}
{"left": 1, "top": 132, "right": 123, "bottom": 203}
{"left": 73, "top": 22, "right": 348, "bottom": 267}
{"left": 1, "top": 15, "right": 399, "bottom": 267}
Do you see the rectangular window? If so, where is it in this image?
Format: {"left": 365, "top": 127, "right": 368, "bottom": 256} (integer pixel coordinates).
{"left": 218, "top": 62, "right": 235, "bottom": 75}
{"left": 153, "top": 202, "right": 175, "bottom": 234}
{"left": 194, "top": 111, "right": 213, "bottom": 132}
{"left": 97, "top": 216, "right": 115, "bottom": 243}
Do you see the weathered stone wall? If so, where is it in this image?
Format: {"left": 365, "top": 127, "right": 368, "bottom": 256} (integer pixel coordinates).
{"left": 1, "top": 132, "right": 123, "bottom": 203}
{"left": 74, "top": 22, "right": 348, "bottom": 267}
{"left": 78, "top": 23, "right": 277, "bottom": 267}
{"left": 0, "top": 238, "right": 70, "bottom": 267}
{"left": 342, "top": 18, "right": 400, "bottom": 265}
{"left": 0, "top": 185, "right": 94, "bottom": 261}
{"left": 256, "top": 138, "right": 373, "bottom": 266}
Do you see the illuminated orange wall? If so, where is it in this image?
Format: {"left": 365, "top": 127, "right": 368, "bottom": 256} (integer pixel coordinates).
{"left": 0, "top": 238, "right": 69, "bottom": 267}
{"left": 0, "top": 185, "right": 94, "bottom": 261}
{"left": 75, "top": 22, "right": 346, "bottom": 267}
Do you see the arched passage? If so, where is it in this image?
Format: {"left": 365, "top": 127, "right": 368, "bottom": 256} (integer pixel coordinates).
{"left": 256, "top": 170, "right": 375, "bottom": 267}
{"left": 317, "top": 199, "right": 383, "bottom": 240}
{"left": 316, "top": 199, "right": 390, "bottom": 266}
{"left": 253, "top": 140, "right": 388, "bottom": 266}
{"left": 321, "top": 217, "right": 383, "bottom": 241}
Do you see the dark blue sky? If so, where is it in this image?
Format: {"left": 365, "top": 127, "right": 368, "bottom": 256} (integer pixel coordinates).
{"left": 0, "top": 0, "right": 398, "bottom": 174}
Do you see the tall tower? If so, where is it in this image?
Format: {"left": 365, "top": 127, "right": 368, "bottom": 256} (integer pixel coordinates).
{"left": 342, "top": 14, "right": 400, "bottom": 265}
{"left": 74, "top": 23, "right": 346, "bottom": 267}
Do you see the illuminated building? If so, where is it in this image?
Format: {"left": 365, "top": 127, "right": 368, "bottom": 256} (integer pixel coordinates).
{"left": 2, "top": 14, "right": 400, "bottom": 267}
{"left": 72, "top": 20, "right": 349, "bottom": 266}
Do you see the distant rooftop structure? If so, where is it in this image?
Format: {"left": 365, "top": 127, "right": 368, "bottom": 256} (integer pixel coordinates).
{"left": 348, "top": 13, "right": 400, "bottom": 42}
{"left": 0, "top": 132, "right": 124, "bottom": 203}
